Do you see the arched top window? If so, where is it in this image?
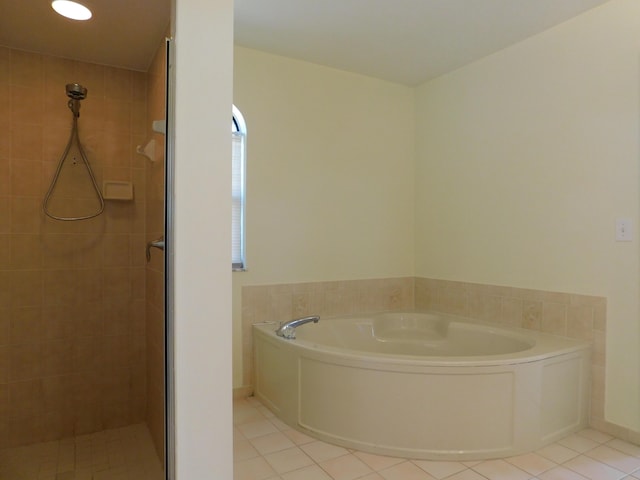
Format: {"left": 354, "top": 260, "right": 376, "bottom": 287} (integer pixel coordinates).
{"left": 232, "top": 105, "right": 246, "bottom": 271}
{"left": 232, "top": 104, "right": 246, "bottom": 134}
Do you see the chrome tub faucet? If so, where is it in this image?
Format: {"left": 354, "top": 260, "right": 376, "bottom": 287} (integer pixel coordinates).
{"left": 275, "top": 315, "right": 320, "bottom": 339}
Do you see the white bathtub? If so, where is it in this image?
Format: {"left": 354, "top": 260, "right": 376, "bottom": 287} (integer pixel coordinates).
{"left": 253, "top": 312, "right": 591, "bottom": 460}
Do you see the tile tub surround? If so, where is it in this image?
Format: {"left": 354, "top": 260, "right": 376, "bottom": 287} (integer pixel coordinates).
{"left": 414, "top": 278, "right": 611, "bottom": 437}
{"left": 241, "top": 277, "right": 637, "bottom": 444}
{"left": 241, "top": 277, "right": 414, "bottom": 386}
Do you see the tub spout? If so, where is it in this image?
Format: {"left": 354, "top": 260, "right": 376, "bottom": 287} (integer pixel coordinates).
{"left": 275, "top": 315, "right": 320, "bottom": 339}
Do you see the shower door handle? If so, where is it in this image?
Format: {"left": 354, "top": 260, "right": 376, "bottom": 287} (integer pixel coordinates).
{"left": 146, "top": 236, "right": 165, "bottom": 262}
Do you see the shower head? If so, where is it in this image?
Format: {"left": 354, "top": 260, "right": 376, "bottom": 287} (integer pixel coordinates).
{"left": 66, "top": 83, "right": 87, "bottom": 118}
{"left": 66, "top": 83, "right": 87, "bottom": 100}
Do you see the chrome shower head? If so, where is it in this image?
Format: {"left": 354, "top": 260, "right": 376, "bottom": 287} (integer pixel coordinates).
{"left": 66, "top": 83, "right": 87, "bottom": 100}
{"left": 66, "top": 83, "right": 87, "bottom": 117}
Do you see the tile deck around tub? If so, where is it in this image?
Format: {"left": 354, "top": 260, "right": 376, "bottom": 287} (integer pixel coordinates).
{"left": 234, "top": 397, "right": 640, "bottom": 480}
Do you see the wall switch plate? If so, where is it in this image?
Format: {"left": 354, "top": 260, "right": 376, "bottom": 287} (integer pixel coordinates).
{"left": 616, "top": 218, "right": 632, "bottom": 241}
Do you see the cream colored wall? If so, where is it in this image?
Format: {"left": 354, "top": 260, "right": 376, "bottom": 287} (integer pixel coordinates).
{"left": 173, "top": 0, "right": 233, "bottom": 477}
{"left": 415, "top": 0, "right": 640, "bottom": 430}
{"left": 232, "top": 47, "right": 416, "bottom": 387}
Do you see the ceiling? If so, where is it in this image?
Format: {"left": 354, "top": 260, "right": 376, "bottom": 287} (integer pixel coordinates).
{"left": 0, "top": 0, "right": 611, "bottom": 84}
{"left": 0, "top": 0, "right": 171, "bottom": 72}
{"left": 235, "top": 0, "right": 612, "bottom": 85}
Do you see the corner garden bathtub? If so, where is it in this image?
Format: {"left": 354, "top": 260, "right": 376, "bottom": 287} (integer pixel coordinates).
{"left": 253, "top": 312, "right": 590, "bottom": 460}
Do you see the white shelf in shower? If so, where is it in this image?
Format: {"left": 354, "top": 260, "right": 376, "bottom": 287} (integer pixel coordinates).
{"left": 152, "top": 119, "right": 166, "bottom": 134}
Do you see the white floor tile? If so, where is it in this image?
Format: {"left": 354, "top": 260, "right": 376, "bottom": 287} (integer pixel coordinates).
{"left": 607, "top": 438, "right": 640, "bottom": 458}
{"left": 378, "top": 461, "right": 437, "bottom": 480}
{"left": 301, "top": 441, "right": 350, "bottom": 463}
{"left": 562, "top": 454, "right": 626, "bottom": 480}
{"left": 238, "top": 418, "right": 280, "bottom": 439}
{"left": 537, "top": 443, "right": 581, "bottom": 464}
{"left": 446, "top": 470, "right": 492, "bottom": 480}
{"left": 471, "top": 459, "right": 530, "bottom": 480}
{"left": 232, "top": 398, "right": 640, "bottom": 480}
{"left": 234, "top": 438, "right": 261, "bottom": 462}
{"left": 558, "top": 434, "right": 600, "bottom": 454}
{"left": 280, "top": 464, "right": 333, "bottom": 480}
{"left": 576, "top": 428, "right": 614, "bottom": 444}
{"left": 538, "top": 465, "right": 590, "bottom": 480}
{"left": 269, "top": 416, "right": 292, "bottom": 432}
{"left": 258, "top": 406, "right": 276, "bottom": 418}
{"left": 412, "top": 459, "right": 468, "bottom": 479}
{"left": 246, "top": 396, "right": 263, "bottom": 407}
{"left": 505, "top": 452, "right": 557, "bottom": 476}
{"left": 251, "top": 431, "right": 296, "bottom": 455}
{"left": 319, "top": 453, "right": 374, "bottom": 480}
{"left": 264, "top": 446, "right": 315, "bottom": 474}
{"left": 234, "top": 456, "right": 278, "bottom": 480}
{"left": 283, "top": 428, "right": 316, "bottom": 445}
{"left": 586, "top": 445, "right": 640, "bottom": 473}
{"left": 353, "top": 451, "right": 405, "bottom": 471}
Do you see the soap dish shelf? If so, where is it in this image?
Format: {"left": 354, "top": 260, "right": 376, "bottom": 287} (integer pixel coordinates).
{"left": 103, "top": 181, "right": 134, "bottom": 200}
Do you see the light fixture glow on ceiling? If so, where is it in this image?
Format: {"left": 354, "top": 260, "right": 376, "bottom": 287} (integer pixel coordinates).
{"left": 51, "top": 0, "right": 92, "bottom": 21}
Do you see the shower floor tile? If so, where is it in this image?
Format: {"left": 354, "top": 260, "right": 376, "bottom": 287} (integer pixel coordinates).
{"left": 234, "top": 397, "right": 640, "bottom": 480}
{"left": 0, "top": 423, "right": 163, "bottom": 480}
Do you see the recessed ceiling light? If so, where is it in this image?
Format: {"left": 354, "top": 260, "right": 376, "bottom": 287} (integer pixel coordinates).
{"left": 51, "top": 0, "right": 92, "bottom": 21}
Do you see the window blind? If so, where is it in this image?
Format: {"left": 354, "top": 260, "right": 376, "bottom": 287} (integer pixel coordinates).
{"left": 232, "top": 131, "right": 246, "bottom": 270}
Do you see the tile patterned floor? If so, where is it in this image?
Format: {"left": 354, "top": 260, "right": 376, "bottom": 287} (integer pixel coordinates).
{"left": 234, "top": 397, "right": 640, "bottom": 480}
{"left": 0, "top": 423, "right": 164, "bottom": 480}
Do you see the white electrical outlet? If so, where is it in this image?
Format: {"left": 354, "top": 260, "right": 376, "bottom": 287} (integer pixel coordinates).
{"left": 616, "top": 218, "right": 632, "bottom": 241}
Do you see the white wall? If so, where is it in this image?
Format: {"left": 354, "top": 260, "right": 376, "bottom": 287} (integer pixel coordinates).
{"left": 415, "top": 0, "right": 640, "bottom": 430}
{"left": 234, "top": 47, "right": 415, "bottom": 284}
{"left": 173, "top": 0, "right": 233, "bottom": 478}
{"left": 232, "top": 47, "right": 415, "bottom": 387}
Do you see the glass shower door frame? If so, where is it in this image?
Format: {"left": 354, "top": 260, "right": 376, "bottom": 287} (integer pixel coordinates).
{"left": 164, "top": 36, "right": 176, "bottom": 480}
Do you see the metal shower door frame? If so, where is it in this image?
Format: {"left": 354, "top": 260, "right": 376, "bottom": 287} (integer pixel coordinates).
{"left": 164, "top": 35, "right": 176, "bottom": 480}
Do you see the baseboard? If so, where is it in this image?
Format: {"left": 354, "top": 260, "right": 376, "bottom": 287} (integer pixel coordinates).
{"left": 233, "top": 385, "right": 253, "bottom": 400}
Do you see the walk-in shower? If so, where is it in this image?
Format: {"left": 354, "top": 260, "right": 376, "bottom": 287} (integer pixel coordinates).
{"left": 43, "top": 83, "right": 105, "bottom": 221}
{"left": 1, "top": 52, "right": 169, "bottom": 477}
{"left": 1, "top": 6, "right": 169, "bottom": 476}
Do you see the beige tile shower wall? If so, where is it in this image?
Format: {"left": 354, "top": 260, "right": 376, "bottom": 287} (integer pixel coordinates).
{"left": 144, "top": 39, "right": 166, "bottom": 463}
{"left": 241, "top": 277, "right": 414, "bottom": 386}
{"left": 414, "top": 277, "right": 614, "bottom": 435}
{"left": 0, "top": 46, "right": 147, "bottom": 448}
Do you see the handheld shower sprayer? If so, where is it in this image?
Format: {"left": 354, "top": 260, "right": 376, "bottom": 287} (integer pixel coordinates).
{"left": 43, "top": 83, "right": 104, "bottom": 221}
